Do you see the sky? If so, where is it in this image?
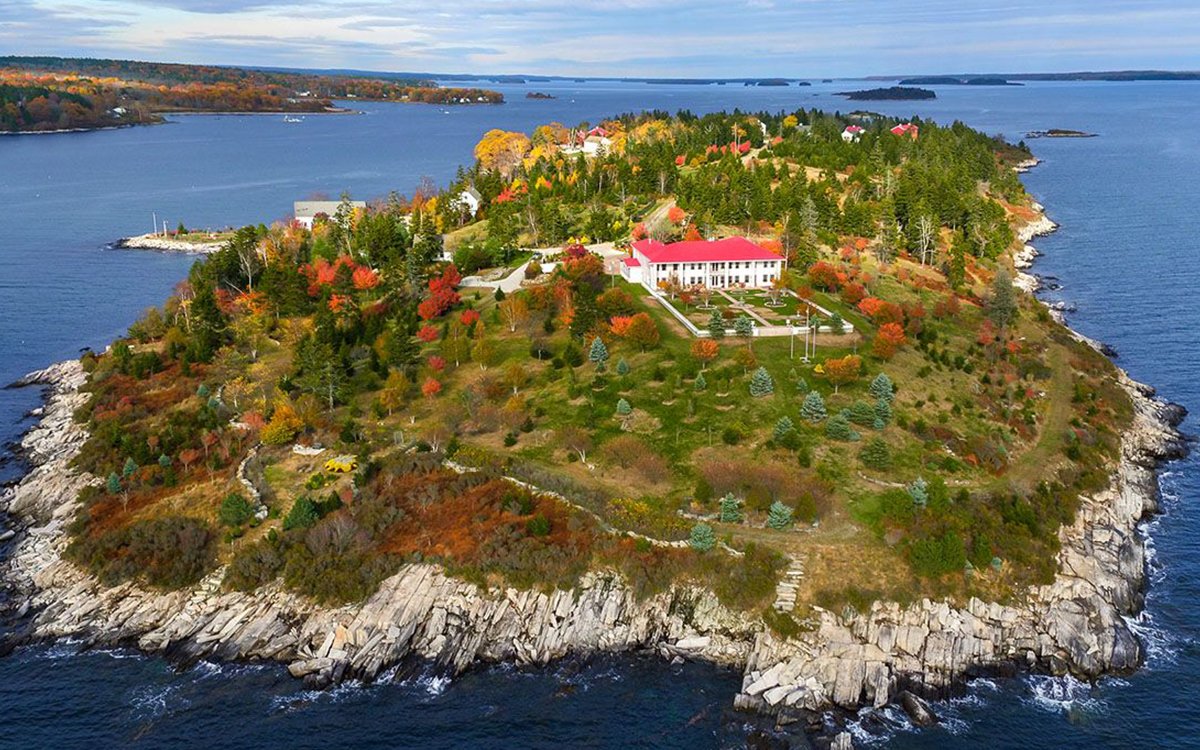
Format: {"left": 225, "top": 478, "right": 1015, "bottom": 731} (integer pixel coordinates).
{"left": 3, "top": 1, "right": 1200, "bottom": 78}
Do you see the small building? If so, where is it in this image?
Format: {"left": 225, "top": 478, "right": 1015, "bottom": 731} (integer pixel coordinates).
{"left": 562, "top": 125, "right": 612, "bottom": 156}
{"left": 890, "top": 123, "right": 919, "bottom": 139}
{"left": 453, "top": 186, "right": 482, "bottom": 216}
{"left": 841, "top": 125, "right": 865, "bottom": 143}
{"left": 294, "top": 200, "right": 366, "bottom": 229}
{"left": 621, "top": 237, "right": 784, "bottom": 290}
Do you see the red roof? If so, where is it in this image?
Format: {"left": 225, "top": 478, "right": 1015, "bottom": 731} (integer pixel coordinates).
{"left": 632, "top": 237, "right": 781, "bottom": 264}
{"left": 621, "top": 256, "right": 641, "bottom": 267}
{"left": 844, "top": 125, "right": 865, "bottom": 133}
{"left": 890, "top": 123, "right": 919, "bottom": 138}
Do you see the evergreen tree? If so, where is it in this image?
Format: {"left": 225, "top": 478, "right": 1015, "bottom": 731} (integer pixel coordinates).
{"left": 719, "top": 493, "right": 743, "bottom": 523}
{"left": 800, "top": 391, "right": 827, "bottom": 423}
{"left": 908, "top": 477, "right": 929, "bottom": 508}
{"left": 588, "top": 336, "right": 609, "bottom": 370}
{"left": 874, "top": 397, "right": 893, "bottom": 426}
{"left": 825, "top": 412, "right": 859, "bottom": 441}
{"left": 773, "top": 416, "right": 795, "bottom": 442}
{"left": 615, "top": 398, "right": 632, "bottom": 416}
{"left": 694, "top": 371, "right": 708, "bottom": 391}
{"left": 616, "top": 358, "right": 630, "bottom": 376}
{"left": 986, "top": 269, "right": 1018, "bottom": 329}
{"left": 689, "top": 522, "right": 717, "bottom": 552}
{"left": 734, "top": 314, "right": 754, "bottom": 342}
{"left": 707, "top": 309, "right": 726, "bottom": 339}
{"left": 106, "top": 472, "right": 121, "bottom": 495}
{"left": 295, "top": 337, "right": 347, "bottom": 411}
{"left": 869, "top": 373, "right": 895, "bottom": 403}
{"left": 749, "top": 367, "right": 775, "bottom": 397}
{"left": 859, "top": 437, "right": 892, "bottom": 469}
{"left": 827, "top": 312, "right": 844, "bottom": 334}
{"left": 847, "top": 400, "right": 876, "bottom": 426}
{"left": 767, "top": 501, "right": 794, "bottom": 530}
{"left": 122, "top": 457, "right": 138, "bottom": 478}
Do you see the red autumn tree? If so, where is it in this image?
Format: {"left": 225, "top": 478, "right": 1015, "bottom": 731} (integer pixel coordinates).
{"left": 807, "top": 261, "right": 841, "bottom": 291}
{"left": 872, "top": 322, "right": 907, "bottom": 359}
{"left": 840, "top": 282, "right": 867, "bottom": 305}
{"left": 609, "top": 315, "right": 634, "bottom": 337}
{"left": 460, "top": 309, "right": 481, "bottom": 327}
{"left": 691, "top": 339, "right": 719, "bottom": 369}
{"left": 667, "top": 206, "right": 687, "bottom": 225}
{"left": 352, "top": 266, "right": 380, "bottom": 290}
{"left": 421, "top": 378, "right": 442, "bottom": 399}
{"left": 631, "top": 222, "right": 647, "bottom": 240}
{"left": 416, "top": 325, "right": 440, "bottom": 343}
{"left": 683, "top": 225, "right": 703, "bottom": 241}
{"left": 622, "top": 313, "right": 660, "bottom": 351}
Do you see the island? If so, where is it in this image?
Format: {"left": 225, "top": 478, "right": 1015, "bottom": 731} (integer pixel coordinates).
{"left": 1025, "top": 129, "right": 1097, "bottom": 138}
{"left": 525, "top": 92, "right": 556, "bottom": 99}
{"left": 899, "top": 76, "right": 1021, "bottom": 86}
{"left": 2, "top": 107, "right": 1186, "bottom": 744}
{"left": 836, "top": 86, "right": 936, "bottom": 100}
{"left": 0, "top": 56, "right": 505, "bottom": 133}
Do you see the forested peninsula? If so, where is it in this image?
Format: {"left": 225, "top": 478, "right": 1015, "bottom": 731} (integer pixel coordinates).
{"left": 3, "top": 107, "right": 1186, "bottom": 735}
{"left": 0, "top": 57, "right": 503, "bottom": 133}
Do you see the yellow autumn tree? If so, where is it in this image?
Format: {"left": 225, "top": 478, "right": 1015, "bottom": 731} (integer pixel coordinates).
{"left": 474, "top": 129, "right": 531, "bottom": 178}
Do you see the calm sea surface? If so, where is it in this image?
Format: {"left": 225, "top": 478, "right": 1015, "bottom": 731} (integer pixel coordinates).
{"left": 1, "top": 79, "right": 1196, "bottom": 748}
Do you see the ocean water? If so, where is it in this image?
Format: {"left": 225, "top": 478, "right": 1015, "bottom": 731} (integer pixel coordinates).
{"left": 1, "top": 79, "right": 1196, "bottom": 748}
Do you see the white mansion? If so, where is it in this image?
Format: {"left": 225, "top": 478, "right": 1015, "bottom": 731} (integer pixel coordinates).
{"left": 620, "top": 237, "right": 784, "bottom": 290}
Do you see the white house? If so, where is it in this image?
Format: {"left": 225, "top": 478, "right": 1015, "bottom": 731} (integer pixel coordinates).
{"left": 453, "top": 186, "right": 482, "bottom": 216}
{"left": 561, "top": 126, "right": 612, "bottom": 156}
{"left": 620, "top": 237, "right": 784, "bottom": 291}
{"left": 841, "top": 125, "right": 865, "bottom": 143}
{"left": 294, "top": 200, "right": 366, "bottom": 229}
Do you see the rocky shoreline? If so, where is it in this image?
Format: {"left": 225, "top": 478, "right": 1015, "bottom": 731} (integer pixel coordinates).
{"left": 0, "top": 213, "right": 1190, "bottom": 747}
{"left": 114, "top": 234, "right": 225, "bottom": 254}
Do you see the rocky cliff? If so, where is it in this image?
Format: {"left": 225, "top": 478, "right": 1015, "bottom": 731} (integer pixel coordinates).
{"left": 733, "top": 372, "right": 1187, "bottom": 714}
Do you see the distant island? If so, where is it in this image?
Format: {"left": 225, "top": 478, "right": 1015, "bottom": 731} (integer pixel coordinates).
{"left": 0, "top": 56, "right": 504, "bottom": 134}
{"left": 837, "top": 86, "right": 936, "bottom": 101}
{"left": 747, "top": 79, "right": 789, "bottom": 87}
{"left": 899, "top": 76, "right": 1021, "bottom": 86}
{"left": 526, "top": 92, "right": 556, "bottom": 99}
{"left": 1025, "top": 129, "right": 1097, "bottom": 139}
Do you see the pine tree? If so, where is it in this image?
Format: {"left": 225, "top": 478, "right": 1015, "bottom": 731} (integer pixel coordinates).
{"left": 773, "top": 416, "right": 795, "bottom": 441}
{"left": 767, "top": 501, "right": 794, "bottom": 530}
{"left": 874, "top": 397, "right": 892, "bottom": 426}
{"left": 800, "top": 391, "right": 827, "bottom": 423}
{"left": 987, "top": 269, "right": 1018, "bottom": 329}
{"left": 719, "top": 493, "right": 743, "bottom": 523}
{"left": 689, "top": 522, "right": 717, "bottom": 551}
{"left": 847, "top": 400, "right": 876, "bottom": 426}
{"left": 106, "top": 472, "right": 121, "bottom": 495}
{"left": 908, "top": 477, "right": 929, "bottom": 508}
{"left": 616, "top": 358, "right": 630, "bottom": 376}
{"left": 749, "top": 367, "right": 774, "bottom": 397}
{"left": 615, "top": 398, "right": 632, "bottom": 416}
{"left": 869, "top": 373, "right": 895, "bottom": 403}
{"left": 825, "top": 412, "right": 859, "bottom": 441}
{"left": 122, "top": 457, "right": 138, "bottom": 478}
{"left": 734, "top": 314, "right": 754, "bottom": 342}
{"left": 707, "top": 310, "right": 726, "bottom": 339}
{"left": 859, "top": 437, "right": 892, "bottom": 469}
{"left": 694, "top": 371, "right": 708, "bottom": 391}
{"left": 588, "top": 336, "right": 609, "bottom": 370}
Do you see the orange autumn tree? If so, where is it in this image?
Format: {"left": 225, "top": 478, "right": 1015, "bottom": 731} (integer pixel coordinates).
{"left": 872, "top": 322, "right": 907, "bottom": 360}
{"left": 623, "top": 313, "right": 660, "bottom": 351}
{"left": 691, "top": 339, "right": 719, "bottom": 369}
{"left": 421, "top": 378, "right": 442, "bottom": 399}
{"left": 824, "top": 354, "right": 862, "bottom": 393}
{"left": 667, "top": 206, "right": 687, "bottom": 225}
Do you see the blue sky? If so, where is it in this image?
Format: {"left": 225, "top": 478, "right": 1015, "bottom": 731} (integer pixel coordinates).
{"left": 3, "top": 1, "right": 1199, "bottom": 77}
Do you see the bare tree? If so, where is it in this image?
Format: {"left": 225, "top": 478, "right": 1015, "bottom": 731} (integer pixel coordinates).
{"left": 916, "top": 215, "right": 937, "bottom": 265}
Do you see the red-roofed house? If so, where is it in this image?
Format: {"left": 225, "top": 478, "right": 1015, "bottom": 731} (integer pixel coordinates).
{"left": 841, "top": 125, "right": 865, "bottom": 142}
{"left": 890, "top": 123, "right": 919, "bottom": 139}
{"left": 620, "top": 237, "right": 784, "bottom": 290}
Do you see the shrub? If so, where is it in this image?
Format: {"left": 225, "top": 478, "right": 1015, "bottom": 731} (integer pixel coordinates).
{"left": 721, "top": 426, "right": 741, "bottom": 445}
{"left": 526, "top": 514, "right": 551, "bottom": 536}
{"left": 847, "top": 400, "right": 876, "bottom": 426}
{"left": 767, "top": 501, "right": 794, "bottom": 530}
{"left": 283, "top": 496, "right": 319, "bottom": 531}
{"left": 689, "top": 523, "right": 717, "bottom": 551}
{"left": 225, "top": 538, "right": 284, "bottom": 591}
{"left": 66, "top": 516, "right": 217, "bottom": 589}
{"left": 218, "top": 492, "right": 256, "bottom": 528}
{"left": 772, "top": 416, "right": 795, "bottom": 442}
{"left": 907, "top": 477, "right": 929, "bottom": 508}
